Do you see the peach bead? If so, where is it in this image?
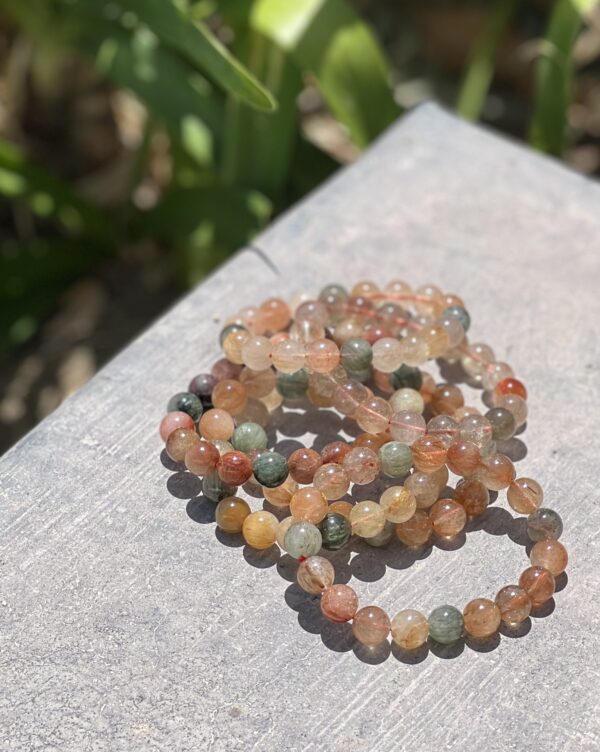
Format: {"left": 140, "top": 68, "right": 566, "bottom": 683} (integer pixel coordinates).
{"left": 333, "top": 379, "right": 369, "bottom": 415}
{"left": 159, "top": 411, "right": 194, "bottom": 442}
{"left": 446, "top": 440, "right": 481, "bottom": 477}
{"left": 430, "top": 383, "right": 464, "bottom": 416}
{"left": 199, "top": 408, "right": 235, "bottom": 441}
{"left": 395, "top": 509, "right": 432, "bottom": 547}
{"left": 411, "top": 435, "right": 448, "bottom": 473}
{"left": 215, "top": 496, "right": 251, "bottom": 533}
{"left": 429, "top": 498, "right": 467, "bottom": 538}
{"left": 453, "top": 478, "right": 489, "bottom": 516}
{"left": 239, "top": 367, "right": 276, "bottom": 398}
{"left": 306, "top": 338, "right": 340, "bottom": 373}
{"left": 391, "top": 609, "right": 429, "bottom": 649}
{"left": 242, "top": 510, "right": 279, "bottom": 549}
{"left": 404, "top": 471, "right": 440, "bottom": 509}
{"left": 276, "top": 516, "right": 294, "bottom": 548}
{"left": 166, "top": 428, "right": 200, "bottom": 463}
{"left": 380, "top": 486, "right": 417, "bottom": 523}
{"left": 288, "top": 448, "right": 323, "bottom": 484}
{"left": 263, "top": 477, "right": 298, "bottom": 507}
{"left": 296, "top": 299, "right": 329, "bottom": 325}
{"left": 297, "top": 556, "right": 335, "bottom": 595}
{"left": 343, "top": 447, "right": 380, "bottom": 485}
{"left": 389, "top": 411, "right": 426, "bottom": 445}
{"left": 349, "top": 500, "right": 386, "bottom": 537}
{"left": 463, "top": 598, "right": 501, "bottom": 639}
{"left": 217, "top": 451, "right": 253, "bottom": 486}
{"left": 271, "top": 339, "right": 305, "bottom": 373}
{"left": 352, "top": 280, "right": 378, "bottom": 296}
{"left": 329, "top": 500, "right": 354, "bottom": 518}
{"left": 321, "top": 441, "right": 351, "bottom": 464}
{"left": 507, "top": 477, "right": 543, "bottom": 514}
{"left": 321, "top": 584, "right": 359, "bottom": 623}
{"left": 353, "top": 432, "right": 391, "bottom": 452}
{"left": 519, "top": 566, "right": 555, "bottom": 606}
{"left": 184, "top": 439, "right": 220, "bottom": 476}
{"left": 475, "top": 453, "right": 515, "bottom": 491}
{"left": 530, "top": 540, "right": 568, "bottom": 576}
{"left": 354, "top": 397, "right": 392, "bottom": 435}
{"left": 212, "top": 380, "right": 247, "bottom": 416}
{"left": 290, "top": 487, "right": 328, "bottom": 523}
{"left": 259, "top": 297, "right": 290, "bottom": 332}
{"left": 223, "top": 329, "right": 249, "bottom": 364}
{"left": 495, "top": 585, "right": 531, "bottom": 627}
{"left": 352, "top": 606, "right": 391, "bottom": 647}
{"left": 373, "top": 369, "right": 393, "bottom": 393}
{"left": 313, "top": 463, "right": 350, "bottom": 500}
{"left": 241, "top": 335, "right": 272, "bottom": 371}
{"left": 423, "top": 323, "right": 450, "bottom": 358}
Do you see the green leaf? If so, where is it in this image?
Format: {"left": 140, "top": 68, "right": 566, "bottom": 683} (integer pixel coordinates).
{"left": 456, "top": 0, "right": 517, "bottom": 122}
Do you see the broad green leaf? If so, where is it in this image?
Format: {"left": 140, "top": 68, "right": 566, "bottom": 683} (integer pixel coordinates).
{"left": 456, "top": 0, "right": 517, "bottom": 121}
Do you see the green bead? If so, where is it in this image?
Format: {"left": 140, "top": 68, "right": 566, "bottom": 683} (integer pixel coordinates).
{"left": 379, "top": 441, "right": 413, "bottom": 477}
{"left": 284, "top": 522, "right": 322, "bottom": 558}
{"left": 167, "top": 391, "right": 203, "bottom": 421}
{"left": 231, "top": 422, "right": 268, "bottom": 453}
{"left": 485, "top": 407, "right": 516, "bottom": 442}
{"left": 277, "top": 369, "right": 309, "bottom": 400}
{"left": 202, "top": 471, "right": 237, "bottom": 503}
{"left": 219, "top": 323, "right": 246, "bottom": 346}
{"left": 389, "top": 364, "right": 422, "bottom": 391}
{"left": 443, "top": 306, "right": 470, "bottom": 332}
{"left": 319, "top": 284, "right": 348, "bottom": 304}
{"left": 253, "top": 452, "right": 288, "bottom": 488}
{"left": 428, "top": 605, "right": 463, "bottom": 644}
{"left": 341, "top": 338, "right": 373, "bottom": 372}
{"left": 319, "top": 513, "right": 351, "bottom": 550}
{"left": 527, "top": 508, "right": 563, "bottom": 541}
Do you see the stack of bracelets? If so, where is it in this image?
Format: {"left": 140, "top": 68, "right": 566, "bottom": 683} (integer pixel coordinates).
{"left": 159, "top": 280, "right": 567, "bottom": 650}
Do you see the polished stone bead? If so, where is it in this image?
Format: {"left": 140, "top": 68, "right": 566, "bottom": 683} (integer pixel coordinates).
{"left": 354, "top": 396, "right": 392, "bottom": 435}
{"left": 378, "top": 441, "right": 413, "bottom": 478}
{"left": 494, "top": 376, "right": 527, "bottom": 401}
{"left": 167, "top": 391, "right": 203, "bottom": 422}
{"left": 343, "top": 447, "right": 380, "bottom": 485}
{"left": 166, "top": 428, "right": 200, "bottom": 463}
{"left": 340, "top": 337, "right": 373, "bottom": 372}
{"left": 527, "top": 508, "right": 563, "bottom": 541}
{"left": 231, "top": 422, "right": 268, "bottom": 453}
{"left": 276, "top": 369, "right": 309, "bottom": 399}
{"left": 319, "top": 512, "right": 351, "bottom": 550}
{"left": 519, "top": 566, "right": 555, "bottom": 606}
{"left": 380, "top": 486, "right": 416, "bottom": 523}
{"left": 475, "top": 453, "right": 515, "bottom": 491}
{"left": 430, "top": 383, "right": 464, "bottom": 416}
{"left": 391, "top": 609, "right": 429, "bottom": 649}
{"left": 463, "top": 598, "right": 501, "bottom": 638}
{"left": 160, "top": 411, "right": 194, "bottom": 442}
{"left": 404, "top": 471, "right": 440, "bottom": 509}
{"left": 306, "top": 338, "right": 340, "bottom": 373}
{"left": 495, "top": 585, "right": 531, "bottom": 626}
{"left": 453, "top": 478, "right": 489, "bottom": 517}
{"left": 184, "top": 439, "right": 220, "bottom": 476}
{"left": 219, "top": 323, "right": 247, "bottom": 347}
{"left": 389, "top": 387, "right": 425, "bottom": 415}
{"left": 530, "top": 539, "right": 568, "bottom": 575}
{"left": 263, "top": 476, "right": 298, "bottom": 507}
{"left": 199, "top": 408, "right": 235, "bottom": 441}
{"left": 364, "top": 520, "right": 395, "bottom": 547}
{"left": 349, "top": 500, "right": 386, "bottom": 538}
{"left": 297, "top": 555, "right": 335, "bottom": 594}
{"left": 411, "top": 435, "right": 448, "bottom": 473}
{"left": 485, "top": 406, "right": 516, "bottom": 442}
{"left": 321, "top": 584, "right": 359, "bottom": 623}
{"left": 458, "top": 414, "right": 493, "bottom": 449}
{"left": 313, "top": 463, "right": 350, "bottom": 500}
{"left": 239, "top": 367, "right": 276, "bottom": 399}
{"left": 202, "top": 471, "right": 238, "bottom": 503}
{"left": 212, "top": 379, "right": 247, "bottom": 415}
{"left": 389, "top": 411, "right": 427, "bottom": 445}
{"left": 288, "top": 448, "right": 323, "bottom": 484}
{"left": 259, "top": 297, "right": 291, "bottom": 332}
{"left": 276, "top": 517, "right": 294, "bottom": 549}
{"left": 188, "top": 373, "right": 217, "bottom": 407}
{"left": 242, "top": 510, "right": 279, "bottom": 549}
{"left": 428, "top": 605, "right": 463, "bottom": 644}
{"left": 319, "top": 283, "right": 348, "bottom": 308}
{"left": 389, "top": 364, "right": 423, "bottom": 391}
{"left": 290, "top": 487, "right": 328, "bottom": 524}
{"left": 328, "top": 500, "right": 354, "bottom": 518}
{"left": 352, "top": 606, "right": 391, "bottom": 647}
{"left": 217, "top": 451, "right": 253, "bottom": 486}
{"left": 395, "top": 509, "right": 432, "bottom": 547}
{"left": 215, "top": 496, "right": 251, "bottom": 533}
{"left": 507, "top": 478, "right": 543, "bottom": 514}
{"left": 446, "top": 440, "right": 481, "bottom": 476}
{"left": 443, "top": 305, "right": 470, "bottom": 332}
{"left": 429, "top": 498, "right": 467, "bottom": 538}
{"left": 211, "top": 357, "right": 243, "bottom": 382}
{"left": 252, "top": 452, "right": 288, "bottom": 489}
{"left": 321, "top": 440, "right": 351, "bottom": 465}
{"left": 284, "top": 521, "right": 323, "bottom": 558}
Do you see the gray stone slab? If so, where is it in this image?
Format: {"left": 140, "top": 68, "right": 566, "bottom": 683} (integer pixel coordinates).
{"left": 1, "top": 104, "right": 599, "bottom": 751}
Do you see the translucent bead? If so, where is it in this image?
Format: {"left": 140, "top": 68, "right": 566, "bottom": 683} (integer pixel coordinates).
{"left": 235, "top": 398, "right": 269, "bottom": 428}
{"left": 297, "top": 555, "right": 335, "bottom": 594}
{"left": 343, "top": 447, "right": 380, "bottom": 485}
{"left": 276, "top": 517, "right": 294, "bottom": 549}
{"left": 306, "top": 339, "right": 340, "bottom": 373}
{"left": 241, "top": 335, "right": 272, "bottom": 371}
{"left": 339, "top": 337, "right": 372, "bottom": 373}
{"left": 277, "top": 370, "right": 309, "bottom": 400}
{"left": 351, "top": 280, "right": 378, "bottom": 296}
{"left": 212, "top": 380, "right": 247, "bottom": 416}
{"left": 422, "top": 323, "right": 450, "bottom": 358}
{"left": 530, "top": 540, "right": 568, "bottom": 576}
{"left": 364, "top": 324, "right": 393, "bottom": 345}
{"left": 295, "top": 299, "right": 329, "bottom": 326}
{"left": 253, "top": 452, "right": 288, "bottom": 489}
{"left": 212, "top": 357, "right": 242, "bottom": 383}
{"left": 159, "top": 411, "right": 194, "bottom": 442}
{"left": 261, "top": 389, "right": 283, "bottom": 413}
{"left": 391, "top": 609, "right": 429, "bottom": 649}
{"left": 331, "top": 379, "right": 367, "bottom": 415}
{"left": 271, "top": 339, "right": 305, "bottom": 374}
{"left": 495, "top": 393, "right": 528, "bottom": 427}
{"left": 389, "top": 364, "right": 423, "bottom": 391}
{"left": 239, "top": 367, "right": 276, "bottom": 399}
{"left": 378, "top": 441, "right": 413, "bottom": 478}
{"left": 430, "top": 383, "right": 464, "bottom": 416}
{"left": 446, "top": 440, "right": 481, "bottom": 477}
{"left": 507, "top": 478, "right": 543, "bottom": 515}
{"left": 411, "top": 435, "right": 448, "bottom": 473}
{"left": 319, "top": 512, "right": 351, "bottom": 550}
{"left": 475, "top": 453, "right": 515, "bottom": 491}
{"left": 349, "top": 500, "right": 386, "bottom": 537}
{"left": 223, "top": 329, "right": 249, "bottom": 365}
{"left": 259, "top": 297, "right": 290, "bottom": 332}
{"left": 416, "top": 283, "right": 445, "bottom": 316}
{"left": 482, "top": 361, "right": 513, "bottom": 391}
{"left": 352, "top": 432, "right": 391, "bottom": 452}
{"left": 398, "top": 333, "right": 428, "bottom": 366}
{"left": 495, "top": 585, "right": 531, "bottom": 626}
{"left": 321, "top": 440, "right": 351, "bottom": 465}
{"left": 429, "top": 499, "right": 467, "bottom": 538}
{"left": 389, "top": 411, "right": 426, "bottom": 445}
{"left": 426, "top": 415, "right": 459, "bottom": 446}
{"left": 219, "top": 323, "right": 246, "bottom": 348}
{"left": 263, "top": 476, "right": 298, "bottom": 507}
{"left": 395, "top": 509, "right": 432, "bottom": 546}
{"left": 380, "top": 486, "right": 416, "bottom": 523}
{"left": 242, "top": 510, "right": 278, "bottom": 549}
{"left": 329, "top": 500, "right": 354, "bottom": 518}
{"left": 389, "top": 388, "right": 424, "bottom": 415}
{"left": 215, "top": 496, "right": 251, "bottom": 533}
{"left": 372, "top": 337, "right": 403, "bottom": 373}
{"left": 287, "top": 448, "right": 322, "bottom": 485}
{"left": 354, "top": 396, "right": 392, "bottom": 435}
{"left": 166, "top": 428, "right": 200, "bottom": 463}
{"left": 290, "top": 487, "right": 328, "bottom": 524}
{"left": 284, "top": 521, "right": 322, "bottom": 558}
{"left": 185, "top": 439, "right": 220, "bottom": 476}
{"left": 527, "top": 508, "right": 563, "bottom": 541}
{"left": 239, "top": 305, "right": 263, "bottom": 334}
{"left": 217, "top": 451, "right": 253, "bottom": 486}
{"left": 519, "top": 566, "right": 555, "bottom": 606}
{"left": 453, "top": 478, "right": 489, "bottom": 516}
{"left": 459, "top": 414, "right": 493, "bottom": 449}
{"left": 494, "top": 377, "right": 527, "bottom": 401}
{"left": 211, "top": 439, "right": 234, "bottom": 456}
{"left": 231, "top": 422, "right": 268, "bottom": 453}
{"left": 321, "top": 584, "right": 359, "bottom": 623}
{"left": 419, "top": 372, "right": 437, "bottom": 405}
{"left": 485, "top": 407, "right": 516, "bottom": 442}
{"left": 200, "top": 408, "right": 235, "bottom": 442}
{"left": 333, "top": 317, "right": 364, "bottom": 346}
{"left": 364, "top": 520, "right": 395, "bottom": 547}
{"left": 430, "top": 464, "right": 449, "bottom": 490}
{"left": 319, "top": 283, "right": 348, "bottom": 309}
{"left": 463, "top": 598, "right": 501, "bottom": 639}
{"left": 352, "top": 606, "right": 391, "bottom": 647}
{"left": 461, "top": 342, "right": 495, "bottom": 381}
{"left": 438, "top": 315, "right": 464, "bottom": 348}
{"left": 454, "top": 405, "right": 481, "bottom": 421}
{"left": 385, "top": 278, "right": 411, "bottom": 295}
{"left": 313, "top": 463, "right": 350, "bottom": 500}
{"left": 202, "top": 471, "right": 237, "bottom": 503}
{"left": 346, "top": 295, "right": 375, "bottom": 319}
{"left": 404, "top": 471, "right": 439, "bottom": 509}
{"left": 443, "top": 305, "right": 470, "bottom": 332}
{"left": 167, "top": 392, "right": 203, "bottom": 422}
{"left": 428, "top": 605, "right": 463, "bottom": 644}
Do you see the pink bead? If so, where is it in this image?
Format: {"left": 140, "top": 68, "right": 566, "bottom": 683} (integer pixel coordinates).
{"left": 159, "top": 411, "right": 195, "bottom": 442}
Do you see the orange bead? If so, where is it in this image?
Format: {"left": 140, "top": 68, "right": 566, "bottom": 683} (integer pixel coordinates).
{"left": 242, "top": 510, "right": 278, "bottom": 549}
{"left": 519, "top": 566, "right": 555, "bottom": 606}
{"left": 495, "top": 585, "right": 531, "bottom": 627}
{"left": 212, "top": 379, "right": 247, "bottom": 416}
{"left": 165, "top": 428, "right": 200, "bottom": 463}
{"left": 395, "top": 509, "right": 432, "bottom": 547}
{"left": 530, "top": 539, "right": 568, "bottom": 576}
{"left": 184, "top": 439, "right": 220, "bottom": 476}
{"left": 411, "top": 435, "right": 448, "bottom": 473}
{"left": 306, "top": 338, "right": 340, "bottom": 373}
{"left": 215, "top": 496, "right": 251, "bottom": 533}
{"left": 288, "top": 448, "right": 323, "bottom": 484}
{"left": 431, "top": 383, "right": 464, "bottom": 416}
{"left": 259, "top": 297, "right": 291, "bottom": 332}
{"left": 429, "top": 498, "right": 466, "bottom": 538}
{"left": 290, "top": 487, "right": 329, "bottom": 524}
{"left": 352, "top": 606, "right": 391, "bottom": 647}
{"left": 453, "top": 478, "right": 489, "bottom": 516}
{"left": 159, "top": 411, "right": 195, "bottom": 442}
{"left": 321, "top": 584, "right": 358, "bottom": 623}
{"left": 475, "top": 453, "right": 515, "bottom": 491}
{"left": 217, "top": 451, "right": 253, "bottom": 486}
{"left": 446, "top": 440, "right": 481, "bottom": 476}
{"left": 494, "top": 377, "right": 527, "bottom": 401}
{"left": 463, "top": 598, "right": 501, "bottom": 639}
{"left": 328, "top": 500, "right": 354, "bottom": 518}
{"left": 507, "top": 478, "right": 543, "bottom": 514}
{"left": 263, "top": 477, "right": 298, "bottom": 507}
{"left": 199, "top": 408, "right": 235, "bottom": 441}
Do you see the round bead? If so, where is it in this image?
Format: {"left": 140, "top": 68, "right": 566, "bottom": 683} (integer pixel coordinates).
{"left": 389, "top": 365, "right": 423, "bottom": 391}
{"left": 530, "top": 540, "right": 568, "bottom": 576}
{"left": 288, "top": 448, "right": 323, "bottom": 485}
{"left": 372, "top": 337, "right": 403, "bottom": 373}
{"left": 241, "top": 335, "right": 272, "bottom": 371}
{"left": 242, "top": 510, "right": 279, "bottom": 549}
{"left": 272, "top": 339, "right": 305, "bottom": 374}
{"left": 343, "top": 447, "right": 380, "bottom": 485}
{"left": 259, "top": 297, "right": 290, "bottom": 331}
{"left": 431, "top": 383, "right": 464, "bottom": 416}
{"left": 263, "top": 477, "right": 298, "bottom": 507}
{"left": 495, "top": 585, "right": 531, "bottom": 626}
{"left": 231, "top": 422, "right": 268, "bottom": 453}
{"left": 411, "top": 435, "right": 448, "bottom": 473}
{"left": 527, "top": 508, "right": 563, "bottom": 541}
{"left": 519, "top": 566, "right": 555, "bottom": 606}
{"left": 284, "top": 521, "right": 322, "bottom": 558}
{"left": 459, "top": 414, "right": 493, "bottom": 449}
{"left": 239, "top": 367, "right": 276, "bottom": 399}
{"left": 423, "top": 323, "right": 450, "bottom": 358}
{"left": 165, "top": 428, "right": 200, "bottom": 463}
{"left": 352, "top": 432, "right": 390, "bottom": 452}
{"left": 389, "top": 388, "right": 424, "bottom": 415}
{"left": 461, "top": 343, "right": 495, "bottom": 381}
{"left": 439, "top": 315, "right": 464, "bottom": 348}
{"left": 485, "top": 407, "right": 516, "bottom": 442}
{"left": 215, "top": 496, "right": 251, "bottom": 533}
{"left": 453, "top": 478, "right": 489, "bottom": 517}
{"left": 380, "top": 486, "right": 417, "bottom": 523}
{"left": 443, "top": 305, "right": 470, "bottom": 332}
{"left": 395, "top": 509, "right": 432, "bottom": 547}
{"left": 426, "top": 415, "right": 459, "bottom": 446}
{"left": 202, "top": 471, "right": 237, "bottom": 503}
{"left": 391, "top": 609, "right": 429, "bottom": 649}
{"left": 306, "top": 339, "right": 340, "bottom": 373}
{"left": 496, "top": 393, "right": 528, "bottom": 427}
{"left": 475, "top": 453, "right": 515, "bottom": 491}
{"left": 352, "top": 606, "right": 391, "bottom": 647}
{"left": 167, "top": 392, "right": 203, "bottom": 422}
{"left": 277, "top": 370, "right": 309, "bottom": 399}
{"left": 217, "top": 451, "right": 253, "bottom": 486}
{"left": 296, "top": 299, "right": 329, "bottom": 325}
{"left": 494, "top": 377, "right": 527, "bottom": 401}
{"left": 404, "top": 471, "right": 440, "bottom": 509}
{"left": 321, "top": 584, "right": 358, "bottom": 623}
{"left": 364, "top": 520, "right": 395, "bottom": 547}
{"left": 211, "top": 357, "right": 242, "bottom": 382}
{"left": 252, "top": 452, "right": 288, "bottom": 489}
{"left": 321, "top": 441, "right": 351, "bottom": 465}
{"left": 378, "top": 441, "right": 413, "bottom": 478}
{"left": 428, "top": 605, "right": 463, "bottom": 644}
{"left": 328, "top": 500, "right": 354, "bottom": 518}
{"left": 341, "top": 338, "right": 373, "bottom": 372}
{"left": 429, "top": 498, "right": 467, "bottom": 538}
{"left": 463, "top": 598, "right": 501, "bottom": 639}
{"left": 507, "top": 478, "right": 543, "bottom": 515}
{"left": 160, "top": 411, "right": 195, "bottom": 442}
{"left": 354, "top": 396, "right": 392, "bottom": 435}
{"left": 184, "top": 439, "right": 220, "bottom": 476}
{"left": 297, "top": 556, "right": 335, "bottom": 595}
{"left": 481, "top": 361, "right": 513, "bottom": 391}
{"left": 313, "top": 463, "right": 350, "bottom": 500}
{"left": 199, "top": 408, "right": 235, "bottom": 441}
{"left": 389, "top": 411, "right": 426, "bottom": 445}
{"left": 219, "top": 323, "right": 246, "bottom": 348}
{"left": 276, "top": 517, "right": 294, "bottom": 549}
{"left": 212, "top": 380, "right": 247, "bottom": 416}
{"left": 349, "top": 500, "right": 386, "bottom": 538}
{"left": 290, "top": 487, "right": 328, "bottom": 524}
{"left": 398, "top": 333, "right": 428, "bottom": 365}
{"left": 446, "top": 440, "right": 481, "bottom": 477}
{"left": 319, "top": 512, "right": 352, "bottom": 550}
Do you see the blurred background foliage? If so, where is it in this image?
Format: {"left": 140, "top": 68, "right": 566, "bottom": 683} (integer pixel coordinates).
{"left": 1, "top": 0, "right": 599, "bottom": 451}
